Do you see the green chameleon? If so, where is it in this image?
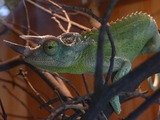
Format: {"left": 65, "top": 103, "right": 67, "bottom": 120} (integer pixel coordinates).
{"left": 3, "top": 12, "right": 160, "bottom": 114}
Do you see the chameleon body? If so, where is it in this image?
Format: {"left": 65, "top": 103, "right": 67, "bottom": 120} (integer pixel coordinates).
{"left": 4, "top": 12, "right": 160, "bottom": 114}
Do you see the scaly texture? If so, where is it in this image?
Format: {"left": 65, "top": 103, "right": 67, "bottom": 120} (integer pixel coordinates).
{"left": 4, "top": 12, "right": 160, "bottom": 114}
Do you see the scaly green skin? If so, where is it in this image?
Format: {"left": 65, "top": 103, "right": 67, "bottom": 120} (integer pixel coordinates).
{"left": 4, "top": 12, "right": 160, "bottom": 114}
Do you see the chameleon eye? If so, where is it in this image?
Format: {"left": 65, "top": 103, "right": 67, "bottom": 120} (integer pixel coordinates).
{"left": 43, "top": 40, "right": 58, "bottom": 56}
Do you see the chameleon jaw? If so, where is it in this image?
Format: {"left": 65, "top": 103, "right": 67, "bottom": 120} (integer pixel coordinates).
{"left": 3, "top": 40, "right": 33, "bottom": 57}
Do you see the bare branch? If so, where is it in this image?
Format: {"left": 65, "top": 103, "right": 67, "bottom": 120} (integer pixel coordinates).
{"left": 82, "top": 74, "right": 89, "bottom": 94}
{"left": 0, "top": 18, "right": 23, "bottom": 35}
{"left": 50, "top": 73, "right": 81, "bottom": 97}
{"left": 51, "top": 16, "right": 67, "bottom": 33}
{"left": 23, "top": 0, "right": 31, "bottom": 35}
{"left": 26, "top": 0, "right": 91, "bottom": 31}
{"left": 0, "top": 56, "right": 74, "bottom": 105}
{"left": 61, "top": 5, "right": 101, "bottom": 23}
{"left": 48, "top": 104, "right": 87, "bottom": 119}
{"left": 47, "top": 0, "right": 72, "bottom": 32}
{"left": 1, "top": 85, "right": 37, "bottom": 120}
{"left": 94, "top": 0, "right": 118, "bottom": 102}
{"left": 43, "top": 72, "right": 73, "bottom": 98}
{"left": 125, "top": 89, "right": 160, "bottom": 120}
{"left": 0, "top": 56, "right": 25, "bottom": 71}
{"left": 17, "top": 69, "right": 53, "bottom": 111}
{"left": 0, "top": 99, "right": 7, "bottom": 120}
{"left": 0, "top": 77, "right": 38, "bottom": 102}
{"left": 84, "top": 51, "right": 160, "bottom": 119}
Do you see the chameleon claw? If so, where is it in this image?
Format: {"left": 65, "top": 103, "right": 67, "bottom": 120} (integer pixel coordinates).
{"left": 110, "top": 96, "right": 121, "bottom": 114}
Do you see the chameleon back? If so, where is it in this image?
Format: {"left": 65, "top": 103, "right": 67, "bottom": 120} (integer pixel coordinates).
{"left": 82, "top": 12, "right": 158, "bottom": 61}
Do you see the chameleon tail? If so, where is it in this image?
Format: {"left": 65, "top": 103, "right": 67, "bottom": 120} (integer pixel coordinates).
{"left": 148, "top": 74, "right": 159, "bottom": 90}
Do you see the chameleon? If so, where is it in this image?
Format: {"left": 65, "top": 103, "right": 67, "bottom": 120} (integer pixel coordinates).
{"left": 3, "top": 12, "right": 160, "bottom": 114}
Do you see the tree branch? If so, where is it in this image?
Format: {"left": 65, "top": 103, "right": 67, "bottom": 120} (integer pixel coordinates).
{"left": 83, "top": 51, "right": 160, "bottom": 119}
{"left": 124, "top": 89, "right": 160, "bottom": 120}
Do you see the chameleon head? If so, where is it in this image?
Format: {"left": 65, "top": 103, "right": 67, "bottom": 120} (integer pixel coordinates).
{"left": 3, "top": 32, "right": 88, "bottom": 71}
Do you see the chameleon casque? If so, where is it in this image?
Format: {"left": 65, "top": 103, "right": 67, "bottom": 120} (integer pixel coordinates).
{"left": 4, "top": 12, "right": 160, "bottom": 114}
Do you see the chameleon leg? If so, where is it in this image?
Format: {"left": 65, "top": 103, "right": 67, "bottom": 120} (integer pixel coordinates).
{"left": 110, "top": 58, "right": 131, "bottom": 114}
{"left": 148, "top": 74, "right": 160, "bottom": 90}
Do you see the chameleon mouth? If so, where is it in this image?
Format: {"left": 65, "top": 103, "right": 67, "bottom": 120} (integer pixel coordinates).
{"left": 25, "top": 57, "right": 65, "bottom": 67}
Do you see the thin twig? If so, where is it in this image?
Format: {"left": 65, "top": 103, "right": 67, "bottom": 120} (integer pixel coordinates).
{"left": 0, "top": 78, "right": 39, "bottom": 103}
{"left": 84, "top": 50, "right": 160, "bottom": 119}
{"left": 0, "top": 56, "right": 74, "bottom": 113}
{"left": 104, "top": 27, "right": 116, "bottom": 84}
{"left": 42, "top": 72, "right": 73, "bottom": 99}
{"left": 120, "top": 91, "right": 148, "bottom": 102}
{"left": 124, "top": 89, "right": 160, "bottom": 120}
{"left": 1, "top": 85, "right": 37, "bottom": 120}
{"left": 0, "top": 19, "right": 39, "bottom": 36}
{"left": 40, "top": 97, "right": 60, "bottom": 109}
{"left": 47, "top": 0, "right": 72, "bottom": 32}
{"left": 0, "top": 112, "right": 44, "bottom": 119}
{"left": 23, "top": 0, "right": 31, "bottom": 35}
{"left": 98, "top": 112, "right": 108, "bottom": 120}
{"left": 94, "top": 0, "right": 118, "bottom": 100}
{"left": 54, "top": 88, "right": 64, "bottom": 104}
{"left": 0, "top": 99, "right": 7, "bottom": 120}
{"left": 59, "top": 4, "right": 116, "bottom": 87}
{"left": 41, "top": 94, "right": 90, "bottom": 109}
{"left": 0, "top": 18, "right": 23, "bottom": 35}
{"left": 82, "top": 74, "right": 89, "bottom": 94}
{"left": 0, "top": 55, "right": 74, "bottom": 103}
{"left": 61, "top": 5, "right": 102, "bottom": 23}
{"left": 17, "top": 68, "right": 53, "bottom": 111}
{"left": 52, "top": 16, "right": 67, "bottom": 32}
{"left": 50, "top": 73, "right": 81, "bottom": 97}
{"left": 26, "top": 62, "right": 74, "bottom": 106}
{"left": 26, "top": 0, "right": 91, "bottom": 31}
{"left": 49, "top": 104, "right": 87, "bottom": 119}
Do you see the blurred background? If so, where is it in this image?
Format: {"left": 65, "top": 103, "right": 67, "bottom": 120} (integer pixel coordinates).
{"left": 0, "top": 0, "right": 160, "bottom": 120}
